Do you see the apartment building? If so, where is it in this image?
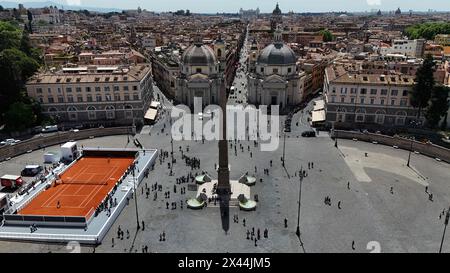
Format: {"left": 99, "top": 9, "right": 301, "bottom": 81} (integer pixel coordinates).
{"left": 379, "top": 39, "right": 425, "bottom": 58}
{"left": 26, "top": 64, "right": 153, "bottom": 128}
{"left": 324, "top": 65, "right": 420, "bottom": 128}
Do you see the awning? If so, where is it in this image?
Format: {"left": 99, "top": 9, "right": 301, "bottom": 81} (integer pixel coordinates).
{"left": 150, "top": 100, "right": 161, "bottom": 109}
{"left": 311, "top": 110, "right": 326, "bottom": 123}
{"left": 144, "top": 108, "right": 158, "bottom": 120}
{"left": 313, "top": 100, "right": 325, "bottom": 111}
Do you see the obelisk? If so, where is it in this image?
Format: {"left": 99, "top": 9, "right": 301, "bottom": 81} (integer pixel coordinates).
{"left": 216, "top": 75, "right": 231, "bottom": 194}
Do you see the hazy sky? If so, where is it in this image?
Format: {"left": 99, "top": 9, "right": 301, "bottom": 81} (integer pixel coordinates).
{"left": 9, "top": 0, "right": 450, "bottom": 13}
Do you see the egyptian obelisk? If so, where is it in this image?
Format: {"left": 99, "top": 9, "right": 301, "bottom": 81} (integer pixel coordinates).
{"left": 216, "top": 75, "right": 231, "bottom": 194}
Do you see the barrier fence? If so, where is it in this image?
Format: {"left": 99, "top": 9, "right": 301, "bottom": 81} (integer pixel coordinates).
{"left": 332, "top": 130, "right": 450, "bottom": 163}
{"left": 0, "top": 127, "right": 132, "bottom": 162}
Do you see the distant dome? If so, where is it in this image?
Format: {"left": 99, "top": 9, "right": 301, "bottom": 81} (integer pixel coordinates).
{"left": 273, "top": 3, "right": 282, "bottom": 15}
{"left": 182, "top": 43, "right": 217, "bottom": 66}
{"left": 257, "top": 43, "right": 296, "bottom": 65}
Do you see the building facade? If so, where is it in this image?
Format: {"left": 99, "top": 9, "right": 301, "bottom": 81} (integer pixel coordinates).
{"left": 324, "top": 65, "right": 421, "bottom": 128}
{"left": 175, "top": 38, "right": 222, "bottom": 109}
{"left": 247, "top": 27, "right": 305, "bottom": 112}
{"left": 26, "top": 64, "right": 153, "bottom": 128}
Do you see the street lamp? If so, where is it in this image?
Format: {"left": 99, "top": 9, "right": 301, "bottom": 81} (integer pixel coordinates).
{"left": 407, "top": 138, "right": 413, "bottom": 167}
{"left": 132, "top": 164, "right": 140, "bottom": 230}
{"left": 296, "top": 166, "right": 303, "bottom": 240}
{"left": 334, "top": 129, "right": 338, "bottom": 148}
{"left": 282, "top": 129, "right": 286, "bottom": 167}
{"left": 439, "top": 207, "right": 450, "bottom": 253}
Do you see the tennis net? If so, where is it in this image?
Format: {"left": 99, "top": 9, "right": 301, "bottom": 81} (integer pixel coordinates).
{"left": 57, "top": 179, "right": 108, "bottom": 186}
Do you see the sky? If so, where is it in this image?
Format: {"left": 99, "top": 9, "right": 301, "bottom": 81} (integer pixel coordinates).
{"left": 6, "top": 0, "right": 450, "bottom": 13}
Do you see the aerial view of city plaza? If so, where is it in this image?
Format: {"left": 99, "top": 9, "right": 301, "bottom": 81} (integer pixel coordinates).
{"left": 0, "top": 0, "right": 450, "bottom": 257}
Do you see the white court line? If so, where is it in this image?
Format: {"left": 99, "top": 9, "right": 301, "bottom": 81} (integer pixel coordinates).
{"left": 77, "top": 165, "right": 119, "bottom": 209}
{"left": 40, "top": 164, "right": 91, "bottom": 208}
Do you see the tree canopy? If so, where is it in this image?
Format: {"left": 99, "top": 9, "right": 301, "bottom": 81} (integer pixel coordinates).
{"left": 410, "top": 54, "right": 435, "bottom": 120}
{"left": 0, "top": 20, "right": 41, "bottom": 132}
{"left": 425, "top": 85, "right": 450, "bottom": 129}
{"left": 405, "top": 22, "right": 450, "bottom": 40}
{"left": 319, "top": 29, "right": 333, "bottom": 42}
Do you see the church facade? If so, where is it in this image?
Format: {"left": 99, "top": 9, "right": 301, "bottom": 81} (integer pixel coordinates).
{"left": 175, "top": 37, "right": 226, "bottom": 109}
{"left": 247, "top": 26, "right": 305, "bottom": 112}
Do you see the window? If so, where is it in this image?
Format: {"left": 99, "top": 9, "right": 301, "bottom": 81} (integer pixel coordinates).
{"left": 370, "top": 89, "right": 377, "bottom": 95}
{"left": 124, "top": 105, "right": 133, "bottom": 119}
{"left": 273, "top": 68, "right": 278, "bottom": 74}
{"left": 341, "top": 97, "right": 345, "bottom": 103}
{"left": 96, "top": 95, "right": 102, "bottom": 102}
{"left": 104, "top": 86, "right": 110, "bottom": 92}
{"left": 114, "top": 94, "right": 121, "bottom": 101}
{"left": 400, "top": 99, "right": 407, "bottom": 106}
{"left": 58, "top": 96, "right": 64, "bottom": 103}
{"left": 114, "top": 86, "right": 120, "bottom": 91}
{"left": 87, "top": 95, "right": 93, "bottom": 102}
{"left": 391, "top": 90, "right": 398, "bottom": 96}
{"left": 381, "top": 89, "right": 388, "bottom": 95}
{"left": 360, "top": 98, "right": 365, "bottom": 104}
{"left": 123, "top": 86, "right": 129, "bottom": 91}
{"left": 95, "top": 87, "right": 101, "bottom": 92}
{"left": 133, "top": 93, "right": 139, "bottom": 100}
{"left": 68, "top": 106, "right": 77, "bottom": 121}
{"left": 76, "top": 87, "right": 82, "bottom": 92}
{"left": 66, "top": 87, "right": 72, "bottom": 93}
{"left": 260, "top": 67, "right": 264, "bottom": 73}
{"left": 360, "top": 88, "right": 367, "bottom": 95}
{"left": 36, "top": 88, "right": 43, "bottom": 93}
{"left": 48, "top": 96, "right": 54, "bottom": 103}
{"left": 67, "top": 96, "right": 74, "bottom": 103}
{"left": 133, "top": 86, "right": 138, "bottom": 91}
{"left": 332, "top": 87, "right": 336, "bottom": 93}
{"left": 77, "top": 96, "right": 83, "bottom": 102}
{"left": 402, "top": 90, "right": 409, "bottom": 96}
{"left": 38, "top": 97, "right": 44, "bottom": 103}
{"left": 105, "top": 94, "right": 112, "bottom": 101}
{"left": 48, "top": 88, "right": 52, "bottom": 93}
{"left": 196, "top": 68, "right": 202, "bottom": 73}
{"left": 331, "top": 96, "right": 335, "bottom": 103}
{"left": 350, "top": 98, "right": 355, "bottom": 103}
{"left": 380, "top": 99, "right": 385, "bottom": 105}
{"left": 370, "top": 98, "right": 375, "bottom": 104}
{"left": 86, "top": 87, "right": 91, "bottom": 92}
{"left": 288, "top": 68, "right": 292, "bottom": 73}
{"left": 124, "top": 94, "right": 130, "bottom": 101}
{"left": 391, "top": 99, "right": 396, "bottom": 105}
{"left": 106, "top": 105, "right": 115, "bottom": 119}
{"left": 87, "top": 106, "right": 96, "bottom": 120}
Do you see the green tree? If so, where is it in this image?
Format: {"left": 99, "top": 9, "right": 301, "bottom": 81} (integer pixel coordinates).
{"left": 3, "top": 102, "right": 37, "bottom": 131}
{"left": 319, "top": 29, "right": 333, "bottom": 42}
{"left": 425, "top": 85, "right": 450, "bottom": 129}
{"left": 410, "top": 54, "right": 435, "bottom": 119}
{"left": 405, "top": 22, "right": 450, "bottom": 40}
{"left": 0, "top": 21, "right": 22, "bottom": 51}
{"left": 20, "top": 26, "right": 32, "bottom": 56}
{"left": 0, "top": 48, "right": 40, "bottom": 122}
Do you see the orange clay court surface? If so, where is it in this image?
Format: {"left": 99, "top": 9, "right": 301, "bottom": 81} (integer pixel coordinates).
{"left": 19, "top": 156, "right": 134, "bottom": 218}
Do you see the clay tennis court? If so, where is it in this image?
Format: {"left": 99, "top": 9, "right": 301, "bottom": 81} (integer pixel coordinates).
{"left": 19, "top": 156, "right": 134, "bottom": 218}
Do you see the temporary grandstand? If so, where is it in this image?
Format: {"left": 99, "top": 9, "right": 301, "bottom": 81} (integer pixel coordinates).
{"left": 0, "top": 147, "right": 158, "bottom": 245}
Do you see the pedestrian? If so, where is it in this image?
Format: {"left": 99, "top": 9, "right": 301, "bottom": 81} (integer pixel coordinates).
{"left": 112, "top": 237, "right": 114, "bottom": 247}
{"left": 284, "top": 218, "right": 288, "bottom": 228}
{"left": 352, "top": 240, "right": 355, "bottom": 250}
{"left": 338, "top": 201, "right": 341, "bottom": 209}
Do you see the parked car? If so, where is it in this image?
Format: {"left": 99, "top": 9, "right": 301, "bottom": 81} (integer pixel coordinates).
{"left": 21, "top": 165, "right": 43, "bottom": 177}
{"left": 301, "top": 130, "right": 316, "bottom": 137}
{"left": 0, "top": 138, "right": 20, "bottom": 146}
{"left": 42, "top": 125, "right": 58, "bottom": 133}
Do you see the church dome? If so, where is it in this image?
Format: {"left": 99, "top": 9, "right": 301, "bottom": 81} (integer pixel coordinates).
{"left": 182, "top": 43, "right": 217, "bottom": 66}
{"left": 257, "top": 43, "right": 296, "bottom": 65}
